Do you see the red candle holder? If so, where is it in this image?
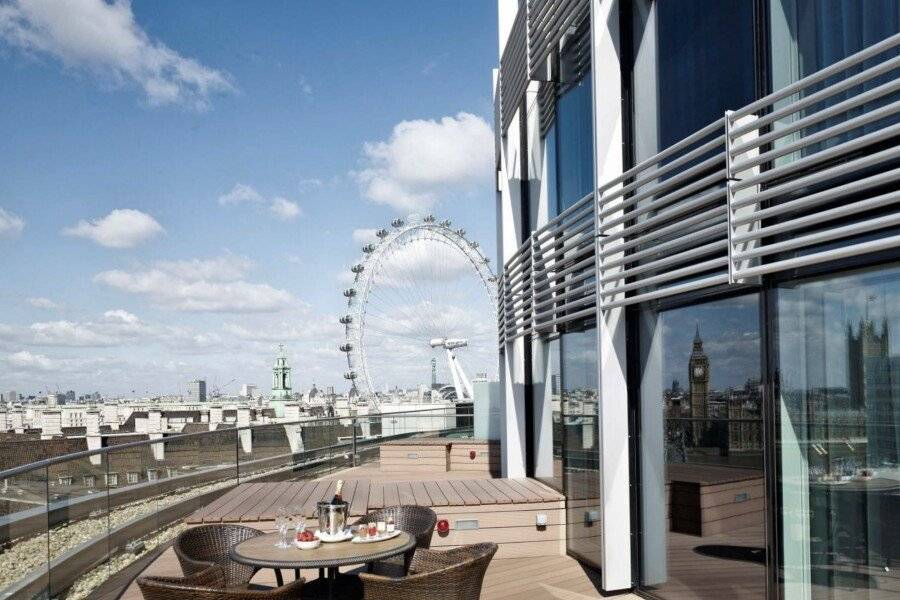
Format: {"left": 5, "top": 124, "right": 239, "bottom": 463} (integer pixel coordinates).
{"left": 436, "top": 519, "right": 450, "bottom": 535}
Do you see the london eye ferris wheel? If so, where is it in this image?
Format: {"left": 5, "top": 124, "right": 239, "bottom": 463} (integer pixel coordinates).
{"left": 339, "top": 214, "right": 498, "bottom": 400}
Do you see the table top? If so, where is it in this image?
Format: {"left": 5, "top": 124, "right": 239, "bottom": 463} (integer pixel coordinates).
{"left": 229, "top": 531, "right": 415, "bottom": 569}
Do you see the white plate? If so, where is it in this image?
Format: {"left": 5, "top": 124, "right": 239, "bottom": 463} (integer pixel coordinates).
{"left": 351, "top": 530, "right": 401, "bottom": 544}
{"left": 315, "top": 529, "right": 353, "bottom": 543}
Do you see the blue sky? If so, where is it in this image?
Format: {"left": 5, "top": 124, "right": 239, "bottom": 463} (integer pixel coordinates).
{"left": 0, "top": 0, "right": 498, "bottom": 396}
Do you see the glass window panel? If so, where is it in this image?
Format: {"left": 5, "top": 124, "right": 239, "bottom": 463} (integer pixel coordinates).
{"left": 555, "top": 71, "right": 594, "bottom": 213}
{"left": 776, "top": 264, "right": 900, "bottom": 599}
{"left": 638, "top": 294, "right": 766, "bottom": 599}
{"left": 560, "top": 328, "right": 601, "bottom": 567}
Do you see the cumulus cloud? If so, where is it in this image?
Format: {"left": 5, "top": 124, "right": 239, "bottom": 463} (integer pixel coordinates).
{"left": 0, "top": 0, "right": 233, "bottom": 109}
{"left": 7, "top": 350, "right": 54, "bottom": 370}
{"left": 62, "top": 208, "right": 164, "bottom": 248}
{"left": 0, "top": 207, "right": 25, "bottom": 238}
{"left": 269, "top": 197, "right": 302, "bottom": 220}
{"left": 26, "top": 309, "right": 154, "bottom": 346}
{"left": 27, "top": 297, "right": 60, "bottom": 309}
{"left": 94, "top": 254, "right": 295, "bottom": 312}
{"left": 354, "top": 112, "right": 493, "bottom": 212}
{"left": 219, "top": 183, "right": 302, "bottom": 220}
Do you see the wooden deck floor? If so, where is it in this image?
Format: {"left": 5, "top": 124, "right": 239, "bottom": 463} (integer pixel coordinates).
{"left": 121, "top": 545, "right": 640, "bottom": 600}
{"left": 187, "top": 463, "right": 563, "bottom": 524}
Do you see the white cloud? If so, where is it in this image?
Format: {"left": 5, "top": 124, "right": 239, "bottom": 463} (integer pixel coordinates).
{"left": 354, "top": 112, "right": 493, "bottom": 212}
{"left": 7, "top": 350, "right": 54, "bottom": 370}
{"left": 94, "top": 254, "right": 295, "bottom": 312}
{"left": 298, "top": 75, "right": 313, "bottom": 98}
{"left": 219, "top": 183, "right": 302, "bottom": 221}
{"left": 352, "top": 228, "right": 378, "bottom": 244}
{"left": 0, "top": 207, "right": 25, "bottom": 238}
{"left": 218, "top": 183, "right": 264, "bottom": 205}
{"left": 25, "top": 310, "right": 154, "bottom": 347}
{"left": 27, "top": 297, "right": 60, "bottom": 309}
{"left": 0, "top": 0, "right": 233, "bottom": 109}
{"left": 269, "top": 197, "right": 301, "bottom": 220}
{"left": 62, "top": 208, "right": 164, "bottom": 248}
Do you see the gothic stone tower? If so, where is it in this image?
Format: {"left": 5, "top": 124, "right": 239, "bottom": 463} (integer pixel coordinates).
{"left": 688, "top": 325, "right": 710, "bottom": 444}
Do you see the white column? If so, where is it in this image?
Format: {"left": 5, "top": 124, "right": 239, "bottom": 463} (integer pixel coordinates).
{"left": 85, "top": 410, "right": 103, "bottom": 466}
{"left": 237, "top": 407, "right": 252, "bottom": 454}
{"left": 592, "top": 0, "right": 632, "bottom": 591}
{"left": 209, "top": 405, "right": 223, "bottom": 430}
{"left": 40, "top": 410, "right": 61, "bottom": 439}
{"left": 10, "top": 410, "right": 24, "bottom": 433}
{"left": 282, "top": 403, "right": 304, "bottom": 454}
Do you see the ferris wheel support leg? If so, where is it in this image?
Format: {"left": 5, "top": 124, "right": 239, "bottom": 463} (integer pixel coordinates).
{"left": 445, "top": 349, "right": 473, "bottom": 400}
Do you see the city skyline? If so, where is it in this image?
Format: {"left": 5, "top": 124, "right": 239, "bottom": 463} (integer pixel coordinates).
{"left": 0, "top": 1, "right": 499, "bottom": 395}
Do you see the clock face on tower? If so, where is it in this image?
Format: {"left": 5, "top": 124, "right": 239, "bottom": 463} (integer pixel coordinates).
{"left": 693, "top": 366, "right": 705, "bottom": 378}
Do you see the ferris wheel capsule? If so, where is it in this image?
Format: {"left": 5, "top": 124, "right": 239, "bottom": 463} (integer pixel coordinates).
{"left": 456, "top": 228, "right": 466, "bottom": 236}
{"left": 339, "top": 343, "right": 353, "bottom": 352}
{"left": 391, "top": 218, "right": 404, "bottom": 228}
{"left": 339, "top": 315, "right": 353, "bottom": 324}
{"left": 376, "top": 228, "right": 389, "bottom": 238}
{"left": 469, "top": 241, "right": 480, "bottom": 249}
{"left": 424, "top": 215, "right": 436, "bottom": 223}
{"left": 344, "top": 371, "right": 357, "bottom": 380}
{"left": 351, "top": 264, "right": 364, "bottom": 274}
{"left": 440, "top": 219, "right": 451, "bottom": 227}
{"left": 343, "top": 288, "right": 356, "bottom": 298}
{"left": 363, "top": 243, "right": 376, "bottom": 253}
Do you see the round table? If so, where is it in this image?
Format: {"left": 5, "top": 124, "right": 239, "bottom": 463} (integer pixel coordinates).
{"left": 230, "top": 531, "right": 416, "bottom": 599}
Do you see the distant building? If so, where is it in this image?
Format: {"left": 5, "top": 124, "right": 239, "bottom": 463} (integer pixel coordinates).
{"left": 240, "top": 384, "right": 258, "bottom": 398}
{"left": 3, "top": 391, "right": 17, "bottom": 404}
{"left": 47, "top": 392, "right": 63, "bottom": 407}
{"left": 64, "top": 390, "right": 76, "bottom": 404}
{"left": 187, "top": 380, "right": 207, "bottom": 403}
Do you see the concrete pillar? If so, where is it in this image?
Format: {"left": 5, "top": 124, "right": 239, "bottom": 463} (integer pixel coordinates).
{"left": 135, "top": 417, "right": 148, "bottom": 434}
{"left": 10, "top": 410, "right": 24, "bottom": 433}
{"left": 85, "top": 410, "right": 102, "bottom": 466}
{"left": 282, "top": 403, "right": 304, "bottom": 454}
{"left": 40, "top": 410, "right": 61, "bottom": 439}
{"left": 0, "top": 410, "right": 8, "bottom": 432}
{"left": 237, "top": 407, "right": 252, "bottom": 454}
{"left": 150, "top": 432, "right": 164, "bottom": 461}
{"left": 147, "top": 409, "right": 162, "bottom": 433}
{"left": 209, "top": 405, "right": 223, "bottom": 430}
{"left": 200, "top": 410, "right": 209, "bottom": 424}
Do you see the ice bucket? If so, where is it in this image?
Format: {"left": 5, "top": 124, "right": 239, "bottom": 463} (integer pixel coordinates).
{"left": 316, "top": 500, "right": 348, "bottom": 536}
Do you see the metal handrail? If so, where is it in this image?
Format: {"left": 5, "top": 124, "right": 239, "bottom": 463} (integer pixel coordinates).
{"left": 0, "top": 406, "right": 464, "bottom": 480}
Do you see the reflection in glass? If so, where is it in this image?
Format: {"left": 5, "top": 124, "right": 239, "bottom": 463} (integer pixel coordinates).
{"left": 777, "top": 265, "right": 900, "bottom": 598}
{"left": 560, "top": 328, "right": 601, "bottom": 568}
{"left": 639, "top": 294, "right": 766, "bottom": 599}
{"left": 555, "top": 71, "right": 593, "bottom": 214}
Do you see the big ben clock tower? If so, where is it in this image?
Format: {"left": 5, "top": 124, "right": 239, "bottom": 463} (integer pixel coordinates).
{"left": 688, "top": 325, "right": 710, "bottom": 443}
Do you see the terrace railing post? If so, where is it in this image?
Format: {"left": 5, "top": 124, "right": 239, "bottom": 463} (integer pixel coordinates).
{"left": 235, "top": 429, "right": 240, "bottom": 485}
{"left": 351, "top": 417, "right": 358, "bottom": 466}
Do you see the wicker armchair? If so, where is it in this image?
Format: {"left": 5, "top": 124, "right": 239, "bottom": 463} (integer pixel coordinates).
{"left": 359, "top": 543, "right": 498, "bottom": 600}
{"left": 175, "top": 524, "right": 264, "bottom": 588}
{"left": 138, "top": 566, "right": 304, "bottom": 600}
{"left": 352, "top": 505, "right": 437, "bottom": 576}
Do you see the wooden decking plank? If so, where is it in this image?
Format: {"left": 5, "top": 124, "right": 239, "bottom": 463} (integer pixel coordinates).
{"left": 448, "top": 479, "right": 481, "bottom": 505}
{"left": 241, "top": 481, "right": 291, "bottom": 521}
{"left": 349, "top": 479, "right": 370, "bottom": 516}
{"left": 368, "top": 481, "right": 384, "bottom": 509}
{"left": 266, "top": 481, "right": 314, "bottom": 519}
{"left": 462, "top": 479, "right": 499, "bottom": 504}
{"left": 489, "top": 479, "right": 531, "bottom": 503}
{"left": 204, "top": 483, "right": 260, "bottom": 522}
{"left": 223, "top": 483, "right": 270, "bottom": 522}
{"left": 341, "top": 479, "right": 359, "bottom": 511}
{"left": 498, "top": 478, "right": 540, "bottom": 502}
{"left": 514, "top": 478, "right": 564, "bottom": 501}
{"left": 475, "top": 478, "right": 514, "bottom": 503}
{"left": 397, "top": 481, "right": 417, "bottom": 505}
{"left": 301, "top": 480, "right": 332, "bottom": 517}
{"left": 422, "top": 480, "right": 449, "bottom": 506}
{"left": 435, "top": 479, "right": 464, "bottom": 505}
{"left": 186, "top": 485, "right": 242, "bottom": 523}
{"left": 409, "top": 480, "right": 432, "bottom": 506}
{"left": 382, "top": 481, "right": 400, "bottom": 508}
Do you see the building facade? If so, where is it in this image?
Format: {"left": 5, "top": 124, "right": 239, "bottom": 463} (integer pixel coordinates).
{"left": 187, "top": 380, "right": 206, "bottom": 403}
{"left": 493, "top": 1, "right": 899, "bottom": 598}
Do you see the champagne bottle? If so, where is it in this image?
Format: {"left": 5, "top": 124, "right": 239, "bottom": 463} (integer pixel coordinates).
{"left": 331, "top": 480, "right": 344, "bottom": 503}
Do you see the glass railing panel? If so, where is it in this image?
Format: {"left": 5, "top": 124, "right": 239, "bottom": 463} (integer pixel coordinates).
{"left": 0, "top": 464, "right": 49, "bottom": 599}
{"left": 46, "top": 452, "right": 111, "bottom": 600}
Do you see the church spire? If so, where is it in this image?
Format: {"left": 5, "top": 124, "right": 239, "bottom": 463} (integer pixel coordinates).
{"left": 693, "top": 322, "right": 703, "bottom": 351}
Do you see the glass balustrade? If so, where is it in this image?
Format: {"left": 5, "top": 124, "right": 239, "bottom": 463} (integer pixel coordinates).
{"left": 0, "top": 406, "right": 472, "bottom": 600}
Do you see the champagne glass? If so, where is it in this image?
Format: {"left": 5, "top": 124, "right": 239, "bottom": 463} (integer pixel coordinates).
{"left": 292, "top": 504, "right": 306, "bottom": 535}
{"left": 275, "top": 507, "right": 290, "bottom": 548}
